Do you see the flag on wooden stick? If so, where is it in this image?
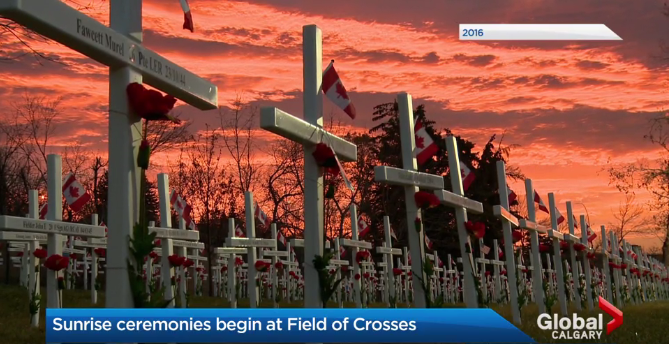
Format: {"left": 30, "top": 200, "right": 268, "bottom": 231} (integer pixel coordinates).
{"left": 414, "top": 116, "right": 438, "bottom": 165}
{"left": 460, "top": 161, "right": 475, "bottom": 191}
{"left": 63, "top": 173, "right": 92, "bottom": 213}
{"left": 357, "top": 215, "right": 370, "bottom": 238}
{"left": 179, "top": 0, "right": 194, "bottom": 32}
{"left": 323, "top": 60, "right": 356, "bottom": 119}
{"left": 533, "top": 190, "right": 549, "bottom": 213}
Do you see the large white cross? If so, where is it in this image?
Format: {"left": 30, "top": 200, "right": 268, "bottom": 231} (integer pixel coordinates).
{"left": 260, "top": 25, "right": 357, "bottom": 310}
{"left": 0, "top": 0, "right": 219, "bottom": 309}
{"left": 547, "top": 193, "right": 568, "bottom": 316}
{"left": 434, "top": 136, "right": 484, "bottom": 309}
{"left": 372, "top": 93, "right": 445, "bottom": 308}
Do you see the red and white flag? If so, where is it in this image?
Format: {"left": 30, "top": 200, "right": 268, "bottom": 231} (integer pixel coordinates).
{"left": 571, "top": 215, "right": 579, "bottom": 229}
{"left": 390, "top": 227, "right": 397, "bottom": 242}
{"left": 556, "top": 208, "right": 565, "bottom": 225}
{"left": 277, "top": 232, "right": 287, "bottom": 247}
{"left": 414, "top": 117, "right": 438, "bottom": 165}
{"left": 39, "top": 202, "right": 47, "bottom": 220}
{"left": 322, "top": 61, "right": 356, "bottom": 119}
{"left": 586, "top": 224, "right": 597, "bottom": 242}
{"left": 533, "top": 190, "right": 549, "bottom": 213}
{"left": 179, "top": 0, "right": 194, "bottom": 32}
{"left": 482, "top": 245, "right": 491, "bottom": 255}
{"left": 460, "top": 161, "right": 475, "bottom": 191}
{"left": 498, "top": 246, "right": 503, "bottom": 259}
{"left": 357, "top": 215, "right": 370, "bottom": 238}
{"left": 407, "top": 250, "right": 411, "bottom": 265}
{"left": 63, "top": 173, "right": 91, "bottom": 213}
{"left": 291, "top": 247, "right": 298, "bottom": 262}
{"left": 508, "top": 187, "right": 518, "bottom": 206}
{"left": 170, "top": 190, "right": 197, "bottom": 230}
{"left": 424, "top": 234, "right": 433, "bottom": 250}
{"left": 339, "top": 246, "right": 346, "bottom": 258}
{"left": 254, "top": 202, "right": 271, "bottom": 228}
{"left": 235, "top": 224, "right": 246, "bottom": 238}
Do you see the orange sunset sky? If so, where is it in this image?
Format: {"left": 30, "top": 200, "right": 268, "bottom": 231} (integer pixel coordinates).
{"left": 0, "top": 0, "right": 667, "bottom": 249}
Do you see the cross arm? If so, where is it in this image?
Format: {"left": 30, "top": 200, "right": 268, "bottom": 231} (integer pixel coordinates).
{"left": 261, "top": 107, "right": 357, "bottom": 161}
{"left": 226, "top": 237, "right": 276, "bottom": 248}
{"left": 434, "top": 190, "right": 483, "bottom": 214}
{"left": 493, "top": 205, "right": 519, "bottom": 226}
{"left": 563, "top": 233, "right": 580, "bottom": 243}
{"left": 374, "top": 166, "right": 444, "bottom": 190}
{"left": 518, "top": 219, "right": 548, "bottom": 234}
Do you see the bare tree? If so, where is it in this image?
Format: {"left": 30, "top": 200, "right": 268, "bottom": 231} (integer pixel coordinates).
{"left": 608, "top": 194, "right": 645, "bottom": 244}
{"left": 265, "top": 138, "right": 304, "bottom": 237}
{"left": 220, "top": 99, "right": 258, "bottom": 194}
{"left": 146, "top": 112, "right": 193, "bottom": 155}
{"left": 15, "top": 93, "right": 60, "bottom": 188}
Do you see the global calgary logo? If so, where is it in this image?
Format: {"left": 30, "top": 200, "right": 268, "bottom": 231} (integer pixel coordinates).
{"left": 536, "top": 296, "right": 623, "bottom": 340}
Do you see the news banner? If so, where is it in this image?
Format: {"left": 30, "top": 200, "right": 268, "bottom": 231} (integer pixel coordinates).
{"left": 47, "top": 308, "right": 538, "bottom": 343}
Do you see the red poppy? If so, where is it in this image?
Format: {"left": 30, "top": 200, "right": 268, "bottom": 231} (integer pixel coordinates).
{"left": 154, "top": 239, "right": 162, "bottom": 246}
{"left": 149, "top": 251, "right": 158, "bottom": 259}
{"left": 573, "top": 243, "right": 586, "bottom": 252}
{"left": 414, "top": 191, "right": 440, "bottom": 210}
{"left": 439, "top": 277, "right": 444, "bottom": 283}
{"left": 235, "top": 257, "right": 244, "bottom": 266}
{"left": 312, "top": 143, "right": 339, "bottom": 175}
{"left": 33, "top": 248, "right": 47, "bottom": 259}
{"left": 183, "top": 259, "right": 195, "bottom": 268}
{"left": 94, "top": 248, "right": 106, "bottom": 257}
{"left": 485, "top": 271, "right": 491, "bottom": 277}
{"left": 501, "top": 269, "right": 507, "bottom": 276}
{"left": 126, "top": 82, "right": 179, "bottom": 123}
{"left": 560, "top": 241, "right": 569, "bottom": 251}
{"left": 329, "top": 269, "right": 336, "bottom": 275}
{"left": 408, "top": 271, "right": 412, "bottom": 277}
{"left": 221, "top": 266, "right": 228, "bottom": 272}
{"left": 340, "top": 266, "right": 349, "bottom": 273}
{"left": 289, "top": 271, "right": 296, "bottom": 278}
{"left": 152, "top": 256, "right": 160, "bottom": 264}
{"left": 167, "top": 254, "right": 185, "bottom": 267}
{"left": 44, "top": 254, "right": 70, "bottom": 271}
{"left": 274, "top": 261, "right": 284, "bottom": 270}
{"left": 464, "top": 221, "right": 486, "bottom": 239}
{"left": 393, "top": 268, "right": 402, "bottom": 276}
{"left": 363, "top": 272, "right": 370, "bottom": 279}
{"left": 587, "top": 252, "right": 596, "bottom": 260}
{"left": 512, "top": 230, "right": 523, "bottom": 242}
{"left": 254, "top": 260, "right": 269, "bottom": 272}
{"left": 196, "top": 267, "right": 203, "bottom": 273}
{"left": 620, "top": 263, "right": 627, "bottom": 269}
{"left": 354, "top": 273, "right": 361, "bottom": 280}
{"left": 355, "top": 250, "right": 371, "bottom": 264}
{"left": 539, "top": 244, "right": 552, "bottom": 253}
{"left": 609, "top": 262, "right": 619, "bottom": 269}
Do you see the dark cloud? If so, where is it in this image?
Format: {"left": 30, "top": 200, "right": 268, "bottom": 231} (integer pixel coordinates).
{"left": 420, "top": 52, "right": 440, "bottom": 64}
{"left": 515, "top": 57, "right": 566, "bottom": 68}
{"left": 452, "top": 53, "right": 497, "bottom": 67}
{"left": 202, "top": 26, "right": 273, "bottom": 40}
{"left": 506, "top": 96, "right": 538, "bottom": 104}
{"left": 332, "top": 48, "right": 411, "bottom": 63}
{"left": 575, "top": 60, "right": 610, "bottom": 70}
{"left": 0, "top": 53, "right": 106, "bottom": 80}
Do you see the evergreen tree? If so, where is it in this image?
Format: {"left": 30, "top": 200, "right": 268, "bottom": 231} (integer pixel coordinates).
{"left": 92, "top": 170, "right": 160, "bottom": 225}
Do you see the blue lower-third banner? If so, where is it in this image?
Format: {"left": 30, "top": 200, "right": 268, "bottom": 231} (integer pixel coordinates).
{"left": 46, "top": 308, "right": 536, "bottom": 343}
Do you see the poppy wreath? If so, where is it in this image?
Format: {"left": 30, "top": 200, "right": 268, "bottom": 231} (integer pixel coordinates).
{"left": 312, "top": 143, "right": 340, "bottom": 199}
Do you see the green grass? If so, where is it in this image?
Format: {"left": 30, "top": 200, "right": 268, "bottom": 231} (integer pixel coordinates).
{"left": 1, "top": 284, "right": 666, "bottom": 344}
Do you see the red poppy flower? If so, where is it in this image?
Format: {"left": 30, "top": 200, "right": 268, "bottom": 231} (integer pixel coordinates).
{"left": 94, "top": 248, "right": 106, "bottom": 257}
{"left": 587, "top": 252, "right": 596, "bottom": 260}
{"left": 329, "top": 269, "right": 336, "bottom": 275}
{"left": 289, "top": 271, "right": 296, "bottom": 278}
{"left": 414, "top": 191, "right": 440, "bottom": 210}
{"left": 312, "top": 143, "right": 339, "bottom": 175}
{"left": 340, "top": 266, "right": 349, "bottom": 273}
{"left": 254, "top": 260, "right": 269, "bottom": 272}
{"left": 149, "top": 251, "right": 158, "bottom": 259}
{"left": 126, "top": 82, "right": 179, "bottom": 123}
{"left": 620, "top": 263, "right": 627, "bottom": 269}
{"left": 355, "top": 250, "right": 371, "bottom": 264}
{"left": 152, "top": 256, "right": 161, "bottom": 264}
{"left": 501, "top": 269, "right": 507, "bottom": 276}
{"left": 464, "top": 221, "right": 486, "bottom": 239}
{"left": 408, "top": 271, "right": 412, "bottom": 277}
{"left": 221, "top": 266, "right": 228, "bottom": 272}
{"left": 363, "top": 272, "right": 370, "bottom": 279}
{"left": 573, "top": 243, "right": 586, "bottom": 252}
{"left": 235, "top": 257, "right": 244, "bottom": 266}
{"left": 485, "top": 271, "right": 491, "bottom": 277}
{"left": 539, "top": 244, "right": 552, "bottom": 253}
{"left": 609, "top": 262, "right": 619, "bottom": 269}
{"left": 44, "top": 254, "right": 70, "bottom": 272}
{"left": 354, "top": 273, "right": 361, "bottom": 280}
{"left": 512, "top": 230, "right": 523, "bottom": 242}
{"left": 560, "top": 241, "right": 569, "bottom": 251}
{"left": 393, "top": 268, "right": 402, "bottom": 276}
{"left": 154, "top": 239, "right": 162, "bottom": 246}
{"left": 168, "top": 254, "right": 185, "bottom": 267}
{"left": 33, "top": 248, "right": 47, "bottom": 259}
{"left": 183, "top": 259, "right": 195, "bottom": 268}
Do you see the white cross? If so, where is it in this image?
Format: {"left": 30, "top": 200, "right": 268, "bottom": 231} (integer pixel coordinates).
{"left": 610, "top": 231, "right": 623, "bottom": 307}
{"left": 72, "top": 214, "right": 105, "bottom": 305}
{"left": 578, "top": 215, "right": 595, "bottom": 311}
{"left": 217, "top": 224, "right": 248, "bottom": 309}
{"left": 372, "top": 93, "right": 445, "bottom": 308}
{"left": 0, "top": 0, "right": 219, "bottom": 309}
{"left": 565, "top": 201, "right": 583, "bottom": 311}
{"left": 375, "top": 216, "right": 402, "bottom": 307}
{"left": 260, "top": 25, "right": 357, "bottom": 312}
{"left": 0, "top": 156, "right": 105, "bottom": 312}
{"left": 338, "top": 205, "right": 372, "bottom": 308}
{"left": 519, "top": 178, "right": 549, "bottom": 314}
{"left": 547, "top": 193, "right": 568, "bottom": 316}
{"left": 491, "top": 160, "right": 521, "bottom": 323}
{"left": 434, "top": 136, "right": 484, "bottom": 308}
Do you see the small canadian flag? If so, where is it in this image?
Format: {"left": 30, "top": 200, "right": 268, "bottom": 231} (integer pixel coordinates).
{"left": 508, "top": 187, "right": 518, "bottom": 206}
{"left": 179, "top": 0, "right": 194, "bottom": 32}
{"left": 498, "top": 246, "right": 503, "bottom": 259}
{"left": 339, "top": 246, "right": 346, "bottom": 258}
{"left": 323, "top": 60, "right": 356, "bottom": 119}
{"left": 482, "top": 245, "right": 491, "bottom": 255}
{"left": 63, "top": 173, "right": 92, "bottom": 213}
{"left": 533, "top": 190, "right": 550, "bottom": 213}
{"left": 100, "top": 221, "right": 108, "bottom": 238}
{"left": 170, "top": 190, "right": 197, "bottom": 230}
{"left": 277, "top": 232, "right": 287, "bottom": 247}
{"left": 414, "top": 116, "right": 438, "bottom": 165}
{"left": 254, "top": 202, "right": 271, "bottom": 228}
{"left": 424, "top": 234, "right": 433, "bottom": 250}
{"left": 460, "top": 161, "right": 475, "bottom": 191}
{"left": 586, "top": 224, "right": 597, "bottom": 242}
{"left": 235, "top": 224, "right": 245, "bottom": 238}
{"left": 572, "top": 215, "right": 579, "bottom": 229}
{"left": 556, "top": 208, "right": 566, "bottom": 225}
{"left": 357, "top": 215, "right": 370, "bottom": 238}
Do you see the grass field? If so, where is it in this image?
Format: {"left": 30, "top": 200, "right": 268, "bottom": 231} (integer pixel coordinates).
{"left": 1, "top": 284, "right": 666, "bottom": 344}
